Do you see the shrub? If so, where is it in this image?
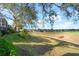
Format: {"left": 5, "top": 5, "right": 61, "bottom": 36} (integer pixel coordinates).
{"left": 0, "top": 39, "right": 17, "bottom": 56}
{"left": 19, "top": 29, "right": 29, "bottom": 38}
{"left": 7, "top": 26, "right": 16, "bottom": 34}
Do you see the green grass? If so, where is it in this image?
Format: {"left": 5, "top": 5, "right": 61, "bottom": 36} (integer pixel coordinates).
{"left": 2, "top": 33, "right": 24, "bottom": 42}
{"left": 0, "top": 39, "right": 17, "bottom": 56}
{"left": 15, "top": 44, "right": 53, "bottom": 56}
{"left": 2, "top": 33, "right": 51, "bottom": 43}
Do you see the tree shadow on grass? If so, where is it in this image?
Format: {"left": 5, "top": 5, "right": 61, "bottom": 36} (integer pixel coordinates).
{"left": 15, "top": 44, "right": 54, "bottom": 56}
{"left": 14, "top": 36, "right": 79, "bottom": 56}
{"left": 27, "top": 36, "right": 51, "bottom": 43}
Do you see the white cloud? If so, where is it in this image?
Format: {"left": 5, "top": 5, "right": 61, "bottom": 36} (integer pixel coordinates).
{"left": 53, "top": 21, "right": 73, "bottom": 29}
{"left": 37, "top": 20, "right": 43, "bottom": 29}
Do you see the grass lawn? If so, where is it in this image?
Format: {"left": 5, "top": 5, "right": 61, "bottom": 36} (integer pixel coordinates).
{"left": 2, "top": 33, "right": 51, "bottom": 43}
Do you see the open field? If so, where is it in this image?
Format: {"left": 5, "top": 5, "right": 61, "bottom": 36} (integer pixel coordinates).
{"left": 7, "top": 31, "right": 79, "bottom": 56}
{"left": 30, "top": 31, "right": 79, "bottom": 45}
{"left": 13, "top": 32, "right": 79, "bottom": 56}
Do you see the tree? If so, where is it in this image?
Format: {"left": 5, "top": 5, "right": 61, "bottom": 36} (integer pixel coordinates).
{"left": 38, "top": 3, "right": 58, "bottom": 29}
{"left": 38, "top": 3, "right": 79, "bottom": 29}
{"left": 60, "top": 3, "right": 79, "bottom": 22}
{"left": 0, "top": 3, "right": 79, "bottom": 30}
{"left": 0, "top": 3, "right": 37, "bottom": 31}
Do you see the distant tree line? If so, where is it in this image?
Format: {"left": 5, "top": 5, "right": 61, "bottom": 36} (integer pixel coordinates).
{"left": 29, "top": 29, "right": 79, "bottom": 32}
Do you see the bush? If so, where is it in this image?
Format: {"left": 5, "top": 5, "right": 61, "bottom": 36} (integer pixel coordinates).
{"left": 19, "top": 29, "right": 29, "bottom": 38}
{"left": 0, "top": 39, "right": 17, "bottom": 56}
{"left": 7, "top": 26, "right": 16, "bottom": 34}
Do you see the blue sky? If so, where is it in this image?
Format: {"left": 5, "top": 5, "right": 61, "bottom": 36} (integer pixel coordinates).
{"left": 1, "top": 4, "right": 79, "bottom": 29}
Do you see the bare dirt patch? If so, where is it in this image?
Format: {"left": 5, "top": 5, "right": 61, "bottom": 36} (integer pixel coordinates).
{"left": 30, "top": 32, "right": 79, "bottom": 45}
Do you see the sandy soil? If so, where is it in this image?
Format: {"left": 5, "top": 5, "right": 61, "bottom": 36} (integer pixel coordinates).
{"left": 30, "top": 32, "right": 79, "bottom": 45}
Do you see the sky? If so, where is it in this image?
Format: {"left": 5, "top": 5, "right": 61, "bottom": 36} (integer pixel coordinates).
{"left": 35, "top": 4, "right": 79, "bottom": 29}
{"left": 1, "top": 3, "right": 79, "bottom": 29}
{"left": 1, "top": 9, "right": 13, "bottom": 25}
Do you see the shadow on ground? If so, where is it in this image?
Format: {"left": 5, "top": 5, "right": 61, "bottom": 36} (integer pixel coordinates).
{"left": 63, "top": 53, "right": 79, "bottom": 56}
{"left": 15, "top": 44, "right": 54, "bottom": 56}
